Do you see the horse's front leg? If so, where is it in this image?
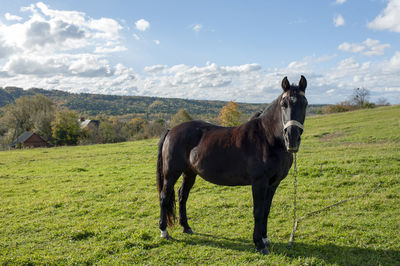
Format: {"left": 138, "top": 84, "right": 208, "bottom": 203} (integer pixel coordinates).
{"left": 262, "top": 185, "right": 278, "bottom": 246}
{"left": 252, "top": 180, "right": 269, "bottom": 254}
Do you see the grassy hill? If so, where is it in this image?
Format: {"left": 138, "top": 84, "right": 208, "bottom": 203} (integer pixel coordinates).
{"left": 0, "top": 105, "right": 399, "bottom": 265}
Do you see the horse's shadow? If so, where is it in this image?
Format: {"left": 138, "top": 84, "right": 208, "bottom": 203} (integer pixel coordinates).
{"left": 176, "top": 232, "right": 400, "bottom": 265}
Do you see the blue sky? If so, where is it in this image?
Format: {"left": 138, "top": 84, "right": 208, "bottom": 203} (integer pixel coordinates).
{"left": 0, "top": 0, "right": 400, "bottom": 104}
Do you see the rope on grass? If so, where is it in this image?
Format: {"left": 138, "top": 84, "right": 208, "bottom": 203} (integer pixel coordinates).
{"left": 287, "top": 155, "right": 382, "bottom": 248}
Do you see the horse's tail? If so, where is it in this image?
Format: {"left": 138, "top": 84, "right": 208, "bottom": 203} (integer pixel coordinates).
{"left": 156, "top": 129, "right": 176, "bottom": 226}
{"left": 157, "top": 129, "right": 169, "bottom": 193}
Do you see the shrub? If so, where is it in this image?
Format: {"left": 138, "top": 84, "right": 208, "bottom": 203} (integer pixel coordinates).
{"left": 322, "top": 103, "right": 356, "bottom": 114}
{"left": 51, "top": 111, "right": 81, "bottom": 146}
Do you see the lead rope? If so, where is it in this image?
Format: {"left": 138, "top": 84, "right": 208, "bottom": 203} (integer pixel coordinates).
{"left": 287, "top": 153, "right": 297, "bottom": 248}
{"left": 287, "top": 154, "right": 382, "bottom": 249}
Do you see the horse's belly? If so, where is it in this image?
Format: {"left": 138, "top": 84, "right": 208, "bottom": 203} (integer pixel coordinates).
{"left": 198, "top": 172, "right": 251, "bottom": 186}
{"left": 189, "top": 146, "right": 251, "bottom": 186}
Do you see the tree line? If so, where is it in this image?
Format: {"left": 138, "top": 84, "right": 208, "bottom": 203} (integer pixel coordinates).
{"left": 0, "top": 86, "right": 263, "bottom": 119}
{"left": 0, "top": 95, "right": 243, "bottom": 150}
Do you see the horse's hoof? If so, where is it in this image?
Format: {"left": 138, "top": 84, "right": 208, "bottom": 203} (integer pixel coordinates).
{"left": 183, "top": 228, "right": 194, "bottom": 234}
{"left": 262, "top": 237, "right": 271, "bottom": 246}
{"left": 160, "top": 230, "right": 172, "bottom": 239}
{"left": 257, "top": 247, "right": 270, "bottom": 255}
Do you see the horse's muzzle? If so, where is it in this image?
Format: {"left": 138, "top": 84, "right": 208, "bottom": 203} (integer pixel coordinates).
{"left": 284, "top": 125, "right": 302, "bottom": 153}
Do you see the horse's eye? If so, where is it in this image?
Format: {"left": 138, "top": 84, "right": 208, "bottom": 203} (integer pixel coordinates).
{"left": 280, "top": 100, "right": 288, "bottom": 109}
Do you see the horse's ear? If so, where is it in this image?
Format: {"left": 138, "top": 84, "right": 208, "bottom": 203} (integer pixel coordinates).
{"left": 299, "top": 75, "right": 307, "bottom": 91}
{"left": 281, "top": 76, "right": 290, "bottom": 91}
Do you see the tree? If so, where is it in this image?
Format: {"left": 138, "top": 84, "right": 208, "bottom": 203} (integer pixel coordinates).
{"left": 376, "top": 97, "right": 390, "bottom": 106}
{"left": 218, "top": 101, "right": 242, "bottom": 127}
{"left": 351, "top": 88, "right": 370, "bottom": 107}
{"left": 144, "top": 119, "right": 167, "bottom": 138}
{"left": 170, "top": 109, "right": 193, "bottom": 127}
{"left": 51, "top": 110, "right": 81, "bottom": 145}
{"left": 126, "top": 117, "right": 148, "bottom": 139}
{"left": 2, "top": 95, "right": 55, "bottom": 142}
{"left": 30, "top": 95, "right": 55, "bottom": 141}
{"left": 147, "top": 100, "right": 164, "bottom": 120}
{"left": 98, "top": 121, "right": 117, "bottom": 143}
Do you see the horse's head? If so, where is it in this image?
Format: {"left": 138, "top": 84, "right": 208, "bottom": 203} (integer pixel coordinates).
{"left": 280, "top": 76, "right": 308, "bottom": 153}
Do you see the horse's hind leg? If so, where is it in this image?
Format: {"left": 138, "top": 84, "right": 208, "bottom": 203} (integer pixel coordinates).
{"left": 178, "top": 170, "right": 196, "bottom": 234}
{"left": 159, "top": 171, "right": 180, "bottom": 239}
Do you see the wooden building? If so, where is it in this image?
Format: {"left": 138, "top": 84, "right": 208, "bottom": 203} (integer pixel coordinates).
{"left": 10, "top": 132, "right": 50, "bottom": 148}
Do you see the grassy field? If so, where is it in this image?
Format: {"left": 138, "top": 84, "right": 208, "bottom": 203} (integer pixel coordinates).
{"left": 1, "top": 105, "right": 399, "bottom": 265}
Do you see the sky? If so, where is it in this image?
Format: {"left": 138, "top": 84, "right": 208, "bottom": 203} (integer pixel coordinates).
{"left": 0, "top": 0, "right": 400, "bottom": 104}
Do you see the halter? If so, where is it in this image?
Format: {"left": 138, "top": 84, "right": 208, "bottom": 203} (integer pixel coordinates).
{"left": 283, "top": 120, "right": 304, "bottom": 131}
{"left": 282, "top": 90, "right": 305, "bottom": 131}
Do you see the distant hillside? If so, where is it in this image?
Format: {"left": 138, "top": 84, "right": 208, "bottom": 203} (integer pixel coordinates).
{"left": 0, "top": 87, "right": 323, "bottom": 120}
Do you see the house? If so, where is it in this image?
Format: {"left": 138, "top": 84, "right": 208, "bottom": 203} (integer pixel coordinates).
{"left": 10, "top": 132, "right": 50, "bottom": 148}
{"left": 79, "top": 118, "right": 100, "bottom": 130}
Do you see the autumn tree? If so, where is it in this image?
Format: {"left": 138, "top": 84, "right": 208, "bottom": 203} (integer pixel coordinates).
{"left": 170, "top": 109, "right": 193, "bottom": 127}
{"left": 30, "top": 95, "right": 56, "bottom": 141}
{"left": 126, "top": 117, "right": 148, "bottom": 139}
{"left": 144, "top": 119, "right": 167, "bottom": 138}
{"left": 147, "top": 100, "right": 164, "bottom": 120}
{"left": 51, "top": 110, "right": 81, "bottom": 145}
{"left": 218, "top": 101, "right": 242, "bottom": 127}
{"left": 2, "top": 95, "right": 55, "bottom": 141}
{"left": 98, "top": 121, "right": 118, "bottom": 143}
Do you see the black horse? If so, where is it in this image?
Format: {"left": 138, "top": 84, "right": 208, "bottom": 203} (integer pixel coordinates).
{"left": 156, "top": 76, "right": 308, "bottom": 254}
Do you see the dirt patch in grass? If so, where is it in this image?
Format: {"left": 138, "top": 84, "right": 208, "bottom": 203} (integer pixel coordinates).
{"left": 319, "top": 131, "right": 345, "bottom": 142}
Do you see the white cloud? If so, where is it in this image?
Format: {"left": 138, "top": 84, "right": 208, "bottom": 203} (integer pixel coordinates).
{"left": 338, "top": 38, "right": 390, "bottom": 56}
{"left": 192, "top": 24, "right": 203, "bottom": 32}
{"left": 0, "top": 2, "right": 125, "bottom": 81}
{"left": 68, "top": 54, "right": 113, "bottom": 77}
{"left": 0, "top": 39, "right": 16, "bottom": 59}
{"left": 4, "top": 12, "right": 23, "bottom": 21}
{"left": 368, "top": 0, "right": 400, "bottom": 32}
{"left": 288, "top": 60, "right": 309, "bottom": 69}
{"left": 90, "top": 18, "right": 123, "bottom": 40}
{"left": 338, "top": 42, "right": 365, "bottom": 53}
{"left": 334, "top": 14, "right": 345, "bottom": 27}
{"left": 144, "top": 65, "right": 167, "bottom": 73}
{"left": 94, "top": 45, "right": 127, "bottom": 53}
{"left": 384, "top": 51, "right": 400, "bottom": 72}
{"left": 33, "top": 2, "right": 86, "bottom": 26}
{"left": 154, "top": 39, "right": 160, "bottom": 45}
{"left": 135, "top": 19, "right": 150, "bottom": 31}
{"left": 362, "top": 38, "right": 391, "bottom": 56}
{"left": 133, "top": 34, "right": 140, "bottom": 40}
{"left": 0, "top": 2, "right": 123, "bottom": 53}
{"left": 335, "top": 0, "right": 347, "bottom": 4}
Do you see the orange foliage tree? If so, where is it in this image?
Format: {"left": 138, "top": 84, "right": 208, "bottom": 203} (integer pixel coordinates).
{"left": 218, "top": 101, "right": 241, "bottom": 127}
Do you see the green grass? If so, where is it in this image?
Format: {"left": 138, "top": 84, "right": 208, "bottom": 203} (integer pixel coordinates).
{"left": 1, "top": 105, "right": 399, "bottom": 265}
